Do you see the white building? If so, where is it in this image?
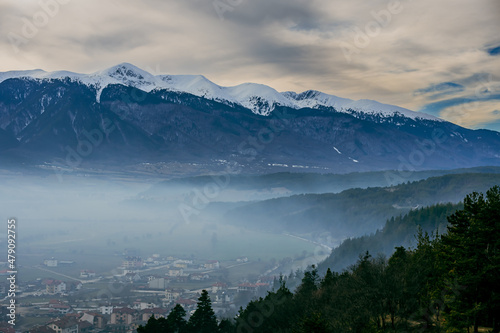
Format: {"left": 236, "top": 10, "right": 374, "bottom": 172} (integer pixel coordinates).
{"left": 100, "top": 305, "right": 114, "bottom": 315}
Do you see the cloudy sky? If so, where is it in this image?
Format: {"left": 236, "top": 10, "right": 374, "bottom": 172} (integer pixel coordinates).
{"left": 1, "top": 0, "right": 500, "bottom": 130}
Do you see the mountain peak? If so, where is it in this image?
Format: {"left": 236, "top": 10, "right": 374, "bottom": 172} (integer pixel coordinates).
{"left": 100, "top": 63, "right": 149, "bottom": 78}
{"left": 0, "top": 63, "right": 439, "bottom": 120}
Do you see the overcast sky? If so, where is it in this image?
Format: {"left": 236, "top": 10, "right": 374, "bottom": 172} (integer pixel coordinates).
{"left": 1, "top": 0, "right": 499, "bottom": 130}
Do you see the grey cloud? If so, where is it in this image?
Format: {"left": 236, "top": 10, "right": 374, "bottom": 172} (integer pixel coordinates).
{"left": 1, "top": 0, "right": 499, "bottom": 130}
{"left": 414, "top": 82, "right": 465, "bottom": 96}
{"left": 453, "top": 73, "right": 500, "bottom": 87}
{"left": 81, "top": 31, "right": 151, "bottom": 54}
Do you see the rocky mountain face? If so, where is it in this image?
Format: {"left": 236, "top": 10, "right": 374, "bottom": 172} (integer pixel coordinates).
{"left": 0, "top": 64, "right": 499, "bottom": 174}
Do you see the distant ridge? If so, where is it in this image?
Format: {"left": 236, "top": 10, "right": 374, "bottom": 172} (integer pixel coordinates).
{"left": 0, "top": 64, "right": 499, "bottom": 173}
{"left": 0, "top": 63, "right": 438, "bottom": 119}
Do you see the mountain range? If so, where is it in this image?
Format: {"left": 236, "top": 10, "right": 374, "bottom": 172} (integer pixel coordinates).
{"left": 0, "top": 63, "right": 499, "bottom": 174}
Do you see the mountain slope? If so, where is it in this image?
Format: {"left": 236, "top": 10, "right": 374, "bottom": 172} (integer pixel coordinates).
{"left": 0, "top": 63, "right": 438, "bottom": 119}
{"left": 0, "top": 64, "right": 499, "bottom": 173}
{"left": 223, "top": 173, "right": 500, "bottom": 238}
{"left": 318, "top": 203, "right": 462, "bottom": 272}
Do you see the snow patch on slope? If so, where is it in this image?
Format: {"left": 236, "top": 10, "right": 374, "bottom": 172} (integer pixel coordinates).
{"left": 282, "top": 90, "right": 439, "bottom": 121}
{"left": 0, "top": 63, "right": 439, "bottom": 120}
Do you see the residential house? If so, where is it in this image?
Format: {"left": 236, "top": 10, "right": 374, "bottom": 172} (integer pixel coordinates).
{"left": 211, "top": 282, "right": 227, "bottom": 293}
{"left": 132, "top": 301, "right": 158, "bottom": 310}
{"left": 140, "top": 308, "right": 169, "bottom": 321}
{"left": 80, "top": 312, "right": 107, "bottom": 329}
{"left": 99, "top": 305, "right": 114, "bottom": 315}
{"left": 212, "top": 290, "right": 232, "bottom": 304}
{"left": 79, "top": 270, "right": 96, "bottom": 279}
{"left": 174, "top": 262, "right": 187, "bottom": 269}
{"left": 123, "top": 272, "right": 141, "bottom": 283}
{"left": 44, "top": 258, "right": 58, "bottom": 267}
{"left": 77, "top": 321, "right": 93, "bottom": 333}
{"left": 122, "top": 256, "right": 144, "bottom": 269}
{"left": 204, "top": 260, "right": 220, "bottom": 270}
{"left": 110, "top": 307, "right": 138, "bottom": 325}
{"left": 164, "top": 288, "right": 183, "bottom": 302}
{"left": 66, "top": 281, "right": 83, "bottom": 292}
{"left": 167, "top": 268, "right": 183, "bottom": 277}
{"left": 48, "top": 299, "right": 72, "bottom": 314}
{"left": 175, "top": 298, "right": 197, "bottom": 313}
{"left": 45, "top": 280, "right": 66, "bottom": 294}
{"left": 238, "top": 283, "right": 258, "bottom": 294}
{"left": 147, "top": 275, "right": 161, "bottom": 282}
{"left": 46, "top": 317, "right": 79, "bottom": 333}
{"left": 189, "top": 273, "right": 209, "bottom": 281}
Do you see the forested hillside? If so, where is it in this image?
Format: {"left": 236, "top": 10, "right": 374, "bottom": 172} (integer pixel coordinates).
{"left": 139, "top": 186, "right": 500, "bottom": 332}
{"left": 225, "top": 173, "right": 500, "bottom": 237}
{"left": 319, "top": 203, "right": 462, "bottom": 272}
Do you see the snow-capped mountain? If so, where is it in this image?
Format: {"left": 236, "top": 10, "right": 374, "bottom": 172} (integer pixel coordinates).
{"left": 0, "top": 63, "right": 437, "bottom": 119}
{"left": 0, "top": 63, "right": 499, "bottom": 174}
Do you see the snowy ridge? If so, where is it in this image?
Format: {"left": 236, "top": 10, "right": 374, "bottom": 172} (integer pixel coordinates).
{"left": 0, "top": 63, "right": 439, "bottom": 120}
{"left": 282, "top": 90, "right": 438, "bottom": 120}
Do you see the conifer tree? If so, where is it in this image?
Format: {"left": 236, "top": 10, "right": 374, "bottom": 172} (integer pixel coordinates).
{"left": 167, "top": 304, "right": 187, "bottom": 333}
{"left": 187, "top": 290, "right": 219, "bottom": 333}
{"left": 441, "top": 186, "right": 500, "bottom": 333}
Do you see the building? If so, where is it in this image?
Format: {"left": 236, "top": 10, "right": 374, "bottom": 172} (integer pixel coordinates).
{"left": 66, "top": 281, "right": 83, "bottom": 292}
{"left": 164, "top": 288, "right": 183, "bottom": 302}
{"left": 189, "top": 273, "right": 209, "bottom": 281}
{"left": 46, "top": 317, "right": 79, "bottom": 333}
{"left": 140, "top": 308, "right": 169, "bottom": 321}
{"left": 110, "top": 307, "right": 138, "bottom": 325}
{"left": 26, "top": 326, "right": 55, "bottom": 333}
{"left": 45, "top": 280, "right": 66, "bottom": 294}
{"left": 77, "top": 321, "right": 93, "bottom": 332}
{"left": 174, "top": 262, "right": 187, "bottom": 269}
{"left": 79, "top": 270, "right": 96, "bottom": 279}
{"left": 238, "top": 283, "right": 258, "bottom": 293}
{"left": 167, "top": 268, "right": 183, "bottom": 277}
{"left": 99, "top": 305, "right": 114, "bottom": 315}
{"left": 132, "top": 301, "right": 158, "bottom": 310}
{"left": 148, "top": 277, "right": 167, "bottom": 289}
{"left": 204, "top": 260, "right": 220, "bottom": 270}
{"left": 211, "top": 282, "right": 228, "bottom": 293}
{"left": 80, "top": 312, "right": 107, "bottom": 329}
{"left": 44, "top": 258, "right": 58, "bottom": 267}
{"left": 122, "top": 256, "right": 144, "bottom": 269}
{"left": 175, "top": 298, "right": 197, "bottom": 312}
{"left": 48, "top": 300, "right": 72, "bottom": 314}
{"left": 124, "top": 272, "right": 141, "bottom": 283}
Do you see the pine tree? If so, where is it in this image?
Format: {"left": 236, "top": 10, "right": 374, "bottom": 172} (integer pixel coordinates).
{"left": 137, "top": 315, "right": 169, "bottom": 332}
{"left": 385, "top": 246, "right": 409, "bottom": 329}
{"left": 295, "top": 312, "right": 330, "bottom": 333}
{"left": 218, "top": 318, "right": 235, "bottom": 333}
{"left": 320, "top": 268, "right": 336, "bottom": 289}
{"left": 166, "top": 304, "right": 187, "bottom": 332}
{"left": 187, "top": 290, "right": 219, "bottom": 333}
{"left": 441, "top": 186, "right": 500, "bottom": 333}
